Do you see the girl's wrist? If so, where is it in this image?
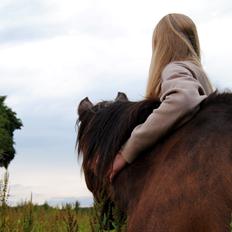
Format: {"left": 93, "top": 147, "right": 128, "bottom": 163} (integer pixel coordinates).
{"left": 118, "top": 150, "right": 129, "bottom": 164}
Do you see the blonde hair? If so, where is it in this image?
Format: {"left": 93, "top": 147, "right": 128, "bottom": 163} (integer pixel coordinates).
{"left": 146, "top": 13, "right": 213, "bottom": 99}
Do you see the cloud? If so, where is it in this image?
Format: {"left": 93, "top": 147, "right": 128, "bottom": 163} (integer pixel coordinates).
{"left": 1, "top": 0, "right": 232, "bottom": 44}
{"left": 0, "top": 0, "right": 58, "bottom": 43}
{"left": 1, "top": 0, "right": 232, "bottom": 206}
{"left": 198, "top": 13, "right": 232, "bottom": 90}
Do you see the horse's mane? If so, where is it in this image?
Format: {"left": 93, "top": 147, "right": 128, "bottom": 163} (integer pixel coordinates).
{"left": 77, "top": 91, "right": 232, "bottom": 180}
{"left": 201, "top": 90, "right": 232, "bottom": 107}
{"left": 77, "top": 99, "right": 160, "bottom": 178}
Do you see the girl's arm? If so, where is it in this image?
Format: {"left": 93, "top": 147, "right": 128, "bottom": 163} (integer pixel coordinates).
{"left": 121, "top": 61, "right": 207, "bottom": 163}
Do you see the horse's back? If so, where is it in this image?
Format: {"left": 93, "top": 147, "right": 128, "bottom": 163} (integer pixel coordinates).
{"left": 127, "top": 120, "right": 232, "bottom": 232}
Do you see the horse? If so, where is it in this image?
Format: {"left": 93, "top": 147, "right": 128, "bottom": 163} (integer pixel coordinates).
{"left": 77, "top": 91, "right": 232, "bottom": 232}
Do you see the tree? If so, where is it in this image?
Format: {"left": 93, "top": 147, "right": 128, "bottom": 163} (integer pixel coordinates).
{"left": 0, "top": 96, "right": 23, "bottom": 168}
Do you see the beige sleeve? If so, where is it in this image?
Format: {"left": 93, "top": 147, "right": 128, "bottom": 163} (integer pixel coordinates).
{"left": 121, "top": 62, "right": 207, "bottom": 163}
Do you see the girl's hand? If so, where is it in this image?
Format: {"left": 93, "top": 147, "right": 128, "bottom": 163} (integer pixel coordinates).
{"left": 109, "top": 152, "right": 127, "bottom": 183}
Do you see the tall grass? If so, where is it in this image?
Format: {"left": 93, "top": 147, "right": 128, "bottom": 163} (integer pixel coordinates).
{"left": 0, "top": 169, "right": 91, "bottom": 231}
{"left": 0, "top": 201, "right": 91, "bottom": 231}
{"left": 0, "top": 169, "right": 127, "bottom": 231}
{"left": 89, "top": 188, "right": 126, "bottom": 232}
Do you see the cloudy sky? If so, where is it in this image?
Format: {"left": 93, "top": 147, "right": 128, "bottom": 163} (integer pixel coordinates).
{"left": 0, "top": 0, "right": 232, "bottom": 207}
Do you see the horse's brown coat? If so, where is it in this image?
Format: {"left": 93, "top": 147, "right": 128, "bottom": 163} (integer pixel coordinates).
{"left": 77, "top": 92, "right": 232, "bottom": 232}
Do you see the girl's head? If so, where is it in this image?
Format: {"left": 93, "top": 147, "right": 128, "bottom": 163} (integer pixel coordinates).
{"left": 146, "top": 13, "right": 202, "bottom": 98}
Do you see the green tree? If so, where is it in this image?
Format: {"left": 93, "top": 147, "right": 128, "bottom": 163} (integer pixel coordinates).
{"left": 0, "top": 96, "right": 23, "bottom": 168}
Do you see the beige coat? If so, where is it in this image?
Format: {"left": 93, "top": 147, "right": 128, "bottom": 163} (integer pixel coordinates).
{"left": 121, "top": 60, "right": 214, "bottom": 163}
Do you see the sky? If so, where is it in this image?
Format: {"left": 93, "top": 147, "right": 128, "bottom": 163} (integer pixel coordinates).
{"left": 0, "top": 0, "right": 232, "bottom": 207}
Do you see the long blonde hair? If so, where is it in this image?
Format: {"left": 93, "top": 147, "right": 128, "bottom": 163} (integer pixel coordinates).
{"left": 146, "top": 13, "right": 213, "bottom": 99}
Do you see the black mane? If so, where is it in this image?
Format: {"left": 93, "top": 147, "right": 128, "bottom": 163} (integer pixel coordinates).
{"left": 77, "top": 99, "right": 160, "bottom": 178}
{"left": 201, "top": 90, "right": 232, "bottom": 108}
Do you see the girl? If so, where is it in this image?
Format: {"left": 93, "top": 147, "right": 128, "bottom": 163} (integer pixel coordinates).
{"left": 109, "top": 13, "right": 214, "bottom": 182}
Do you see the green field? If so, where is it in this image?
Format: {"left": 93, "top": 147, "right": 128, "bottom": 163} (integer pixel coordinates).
{"left": 0, "top": 203, "right": 92, "bottom": 232}
{"left": 0, "top": 202, "right": 127, "bottom": 232}
{"left": 0, "top": 170, "right": 126, "bottom": 232}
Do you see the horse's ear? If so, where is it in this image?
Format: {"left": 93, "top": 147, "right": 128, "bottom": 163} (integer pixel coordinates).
{"left": 115, "top": 92, "right": 128, "bottom": 102}
{"left": 78, "top": 97, "right": 93, "bottom": 115}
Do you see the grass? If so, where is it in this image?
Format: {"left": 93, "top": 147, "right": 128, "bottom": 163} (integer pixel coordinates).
{"left": 0, "top": 169, "right": 126, "bottom": 232}
{"left": 0, "top": 203, "right": 93, "bottom": 232}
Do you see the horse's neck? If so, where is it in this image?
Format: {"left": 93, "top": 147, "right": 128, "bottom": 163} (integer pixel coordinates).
{"left": 111, "top": 151, "right": 156, "bottom": 214}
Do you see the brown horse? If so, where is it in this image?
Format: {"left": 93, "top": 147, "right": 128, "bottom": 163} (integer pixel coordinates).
{"left": 77, "top": 91, "right": 232, "bottom": 232}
